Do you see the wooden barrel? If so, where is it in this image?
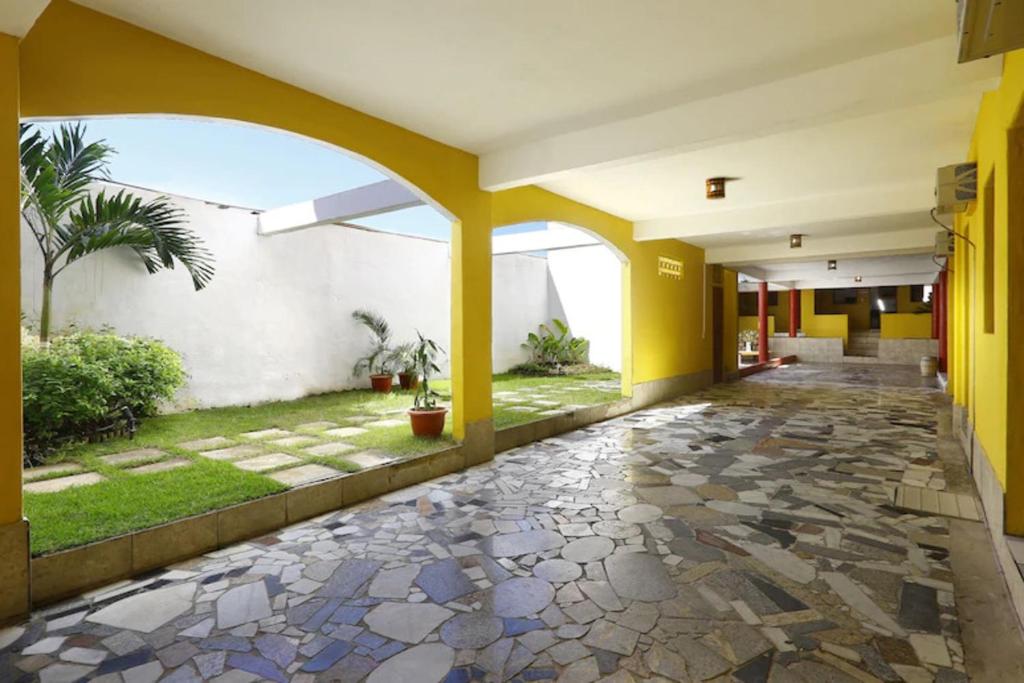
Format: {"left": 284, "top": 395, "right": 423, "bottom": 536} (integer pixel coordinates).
{"left": 920, "top": 356, "right": 938, "bottom": 377}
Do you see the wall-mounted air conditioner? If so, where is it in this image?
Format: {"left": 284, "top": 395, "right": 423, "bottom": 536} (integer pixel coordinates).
{"left": 957, "top": 0, "right": 1024, "bottom": 63}
{"left": 935, "top": 162, "right": 977, "bottom": 214}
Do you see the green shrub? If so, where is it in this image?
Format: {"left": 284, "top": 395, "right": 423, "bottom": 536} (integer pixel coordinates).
{"left": 22, "top": 345, "right": 115, "bottom": 455}
{"left": 22, "top": 330, "right": 185, "bottom": 462}
{"left": 54, "top": 333, "right": 185, "bottom": 416}
{"left": 521, "top": 318, "right": 590, "bottom": 368}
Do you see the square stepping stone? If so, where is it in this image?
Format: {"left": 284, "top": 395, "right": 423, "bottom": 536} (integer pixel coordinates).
{"left": 240, "top": 428, "right": 294, "bottom": 440}
{"left": 268, "top": 435, "right": 318, "bottom": 448}
{"left": 99, "top": 448, "right": 166, "bottom": 465}
{"left": 344, "top": 452, "right": 393, "bottom": 469}
{"left": 295, "top": 421, "right": 338, "bottom": 432}
{"left": 178, "top": 436, "right": 233, "bottom": 451}
{"left": 364, "top": 419, "right": 407, "bottom": 428}
{"left": 199, "top": 445, "right": 263, "bottom": 461}
{"left": 234, "top": 453, "right": 301, "bottom": 472}
{"left": 126, "top": 458, "right": 191, "bottom": 475}
{"left": 508, "top": 406, "right": 540, "bottom": 412}
{"left": 268, "top": 464, "right": 340, "bottom": 487}
{"left": 305, "top": 442, "right": 357, "bottom": 457}
{"left": 23, "top": 463, "right": 83, "bottom": 481}
{"left": 324, "top": 427, "right": 368, "bottom": 439}
{"left": 25, "top": 472, "right": 105, "bottom": 494}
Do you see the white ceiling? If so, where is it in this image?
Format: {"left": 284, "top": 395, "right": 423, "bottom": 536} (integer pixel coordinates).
{"left": 9, "top": 1, "right": 1003, "bottom": 286}
{"left": 62, "top": 0, "right": 953, "bottom": 152}
{"left": 736, "top": 254, "right": 942, "bottom": 291}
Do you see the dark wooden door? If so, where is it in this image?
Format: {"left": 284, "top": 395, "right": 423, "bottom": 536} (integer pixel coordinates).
{"left": 712, "top": 287, "right": 724, "bottom": 383}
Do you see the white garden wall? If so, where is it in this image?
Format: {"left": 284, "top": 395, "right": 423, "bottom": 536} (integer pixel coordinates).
{"left": 20, "top": 183, "right": 621, "bottom": 410}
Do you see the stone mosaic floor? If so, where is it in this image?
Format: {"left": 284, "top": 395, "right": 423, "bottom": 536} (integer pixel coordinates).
{"left": 1, "top": 364, "right": 980, "bottom": 682}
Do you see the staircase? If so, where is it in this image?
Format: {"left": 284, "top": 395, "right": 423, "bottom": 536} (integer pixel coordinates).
{"left": 846, "top": 329, "right": 880, "bottom": 359}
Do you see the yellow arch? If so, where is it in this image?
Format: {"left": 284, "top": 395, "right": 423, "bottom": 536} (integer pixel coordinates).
{"left": 17, "top": 0, "right": 494, "bottom": 448}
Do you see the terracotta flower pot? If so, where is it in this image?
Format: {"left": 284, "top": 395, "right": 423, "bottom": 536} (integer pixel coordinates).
{"left": 398, "top": 372, "right": 419, "bottom": 390}
{"left": 408, "top": 407, "right": 447, "bottom": 438}
{"left": 370, "top": 374, "right": 393, "bottom": 393}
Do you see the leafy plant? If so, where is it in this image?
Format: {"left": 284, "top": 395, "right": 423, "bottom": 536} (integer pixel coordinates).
{"left": 521, "top": 318, "right": 590, "bottom": 368}
{"left": 20, "top": 123, "right": 214, "bottom": 342}
{"left": 351, "top": 309, "right": 395, "bottom": 376}
{"left": 412, "top": 332, "right": 445, "bottom": 411}
{"left": 391, "top": 342, "right": 417, "bottom": 374}
{"left": 22, "top": 330, "right": 185, "bottom": 463}
{"left": 738, "top": 329, "right": 758, "bottom": 351}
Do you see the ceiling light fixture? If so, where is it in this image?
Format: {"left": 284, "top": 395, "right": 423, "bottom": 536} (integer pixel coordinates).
{"left": 854, "top": 275, "right": 863, "bottom": 283}
{"left": 827, "top": 260, "right": 837, "bottom": 271}
{"left": 789, "top": 234, "right": 804, "bottom": 249}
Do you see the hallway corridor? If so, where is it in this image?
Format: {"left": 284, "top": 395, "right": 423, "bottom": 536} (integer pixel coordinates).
{"left": 1, "top": 365, "right": 1020, "bottom": 682}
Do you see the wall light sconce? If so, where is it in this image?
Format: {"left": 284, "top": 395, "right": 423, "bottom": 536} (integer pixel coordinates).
{"left": 789, "top": 234, "right": 804, "bottom": 249}
{"left": 827, "top": 260, "right": 837, "bottom": 271}
{"left": 705, "top": 177, "right": 727, "bottom": 199}
{"left": 854, "top": 275, "right": 863, "bottom": 283}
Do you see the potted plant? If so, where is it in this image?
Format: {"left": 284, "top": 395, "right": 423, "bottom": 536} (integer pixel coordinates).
{"left": 408, "top": 331, "right": 447, "bottom": 437}
{"left": 392, "top": 342, "right": 419, "bottom": 390}
{"left": 352, "top": 309, "right": 395, "bottom": 392}
{"left": 739, "top": 329, "right": 758, "bottom": 352}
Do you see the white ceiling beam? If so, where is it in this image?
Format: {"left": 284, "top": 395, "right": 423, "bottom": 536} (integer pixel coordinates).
{"left": 258, "top": 179, "right": 424, "bottom": 236}
{"left": 492, "top": 229, "right": 599, "bottom": 255}
{"left": 479, "top": 37, "right": 999, "bottom": 191}
{"left": 792, "top": 273, "right": 938, "bottom": 290}
{"left": 707, "top": 227, "right": 937, "bottom": 266}
{"left": 636, "top": 180, "right": 934, "bottom": 242}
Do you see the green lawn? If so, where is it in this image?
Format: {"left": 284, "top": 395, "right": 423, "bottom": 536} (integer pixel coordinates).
{"left": 26, "top": 372, "right": 621, "bottom": 555}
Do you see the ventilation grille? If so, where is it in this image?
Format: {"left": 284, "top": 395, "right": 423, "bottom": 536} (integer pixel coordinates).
{"left": 658, "top": 256, "right": 683, "bottom": 280}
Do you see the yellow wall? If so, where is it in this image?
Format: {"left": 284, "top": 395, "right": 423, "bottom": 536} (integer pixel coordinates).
{"left": 801, "top": 290, "right": 849, "bottom": 348}
{"left": 880, "top": 313, "right": 932, "bottom": 339}
{"left": 949, "top": 49, "right": 1024, "bottom": 531}
{"left": 815, "top": 288, "right": 871, "bottom": 331}
{"left": 0, "top": 34, "right": 20, "bottom": 526}
{"left": 722, "top": 269, "right": 739, "bottom": 376}
{"left": 739, "top": 315, "right": 775, "bottom": 337}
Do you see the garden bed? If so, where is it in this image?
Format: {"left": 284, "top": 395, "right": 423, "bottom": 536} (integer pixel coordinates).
{"left": 24, "top": 373, "right": 621, "bottom": 555}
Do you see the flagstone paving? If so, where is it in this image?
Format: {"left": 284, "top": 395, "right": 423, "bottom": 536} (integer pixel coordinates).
{"left": 3, "top": 364, "right": 995, "bottom": 681}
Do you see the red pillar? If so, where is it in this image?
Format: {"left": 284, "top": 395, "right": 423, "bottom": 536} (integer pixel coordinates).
{"left": 938, "top": 269, "right": 948, "bottom": 373}
{"left": 931, "top": 280, "right": 939, "bottom": 339}
{"left": 788, "top": 289, "right": 798, "bottom": 337}
{"left": 758, "top": 282, "right": 769, "bottom": 363}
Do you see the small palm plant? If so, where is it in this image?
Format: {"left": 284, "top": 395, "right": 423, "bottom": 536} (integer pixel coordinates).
{"left": 20, "top": 123, "right": 214, "bottom": 342}
{"left": 351, "top": 309, "right": 396, "bottom": 391}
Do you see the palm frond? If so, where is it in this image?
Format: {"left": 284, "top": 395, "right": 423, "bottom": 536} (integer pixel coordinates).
{"left": 60, "top": 189, "right": 215, "bottom": 289}
{"left": 351, "top": 309, "right": 392, "bottom": 345}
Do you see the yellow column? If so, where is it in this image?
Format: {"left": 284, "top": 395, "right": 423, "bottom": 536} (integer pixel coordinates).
{"left": 450, "top": 202, "right": 494, "bottom": 464}
{"left": 0, "top": 32, "right": 30, "bottom": 621}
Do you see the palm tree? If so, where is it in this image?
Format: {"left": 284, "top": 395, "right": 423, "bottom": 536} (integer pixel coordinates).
{"left": 20, "top": 122, "right": 215, "bottom": 342}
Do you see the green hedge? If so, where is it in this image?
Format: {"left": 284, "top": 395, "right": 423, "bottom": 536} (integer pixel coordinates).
{"left": 23, "top": 331, "right": 184, "bottom": 462}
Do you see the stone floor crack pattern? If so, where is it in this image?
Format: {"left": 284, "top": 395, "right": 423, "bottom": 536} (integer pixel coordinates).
{"left": 1, "top": 365, "right": 974, "bottom": 682}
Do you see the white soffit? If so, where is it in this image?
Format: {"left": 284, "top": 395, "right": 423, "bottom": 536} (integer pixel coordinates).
{"left": 258, "top": 180, "right": 423, "bottom": 236}
{"left": 0, "top": 0, "right": 49, "bottom": 36}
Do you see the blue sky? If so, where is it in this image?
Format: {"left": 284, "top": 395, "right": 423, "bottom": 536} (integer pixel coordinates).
{"left": 29, "top": 117, "right": 544, "bottom": 241}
